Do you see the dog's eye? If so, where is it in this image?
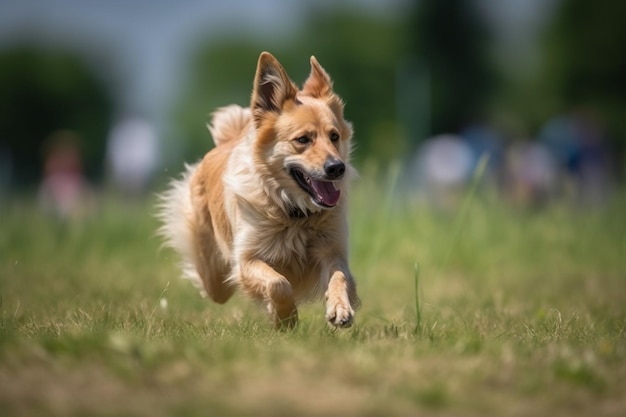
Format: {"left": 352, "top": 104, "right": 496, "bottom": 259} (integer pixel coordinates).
{"left": 295, "top": 136, "right": 310, "bottom": 144}
{"left": 330, "top": 132, "right": 340, "bottom": 142}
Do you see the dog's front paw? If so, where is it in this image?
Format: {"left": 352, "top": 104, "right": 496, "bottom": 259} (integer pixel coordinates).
{"left": 325, "top": 300, "right": 354, "bottom": 328}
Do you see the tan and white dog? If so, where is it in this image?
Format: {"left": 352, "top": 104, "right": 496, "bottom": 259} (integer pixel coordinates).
{"left": 158, "top": 52, "right": 359, "bottom": 328}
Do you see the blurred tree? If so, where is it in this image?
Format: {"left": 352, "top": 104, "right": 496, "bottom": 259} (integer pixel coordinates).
{"left": 172, "top": 40, "right": 276, "bottom": 162}
{"left": 407, "top": 0, "right": 496, "bottom": 136}
{"left": 299, "top": 9, "right": 408, "bottom": 163}
{"left": 0, "top": 47, "right": 113, "bottom": 187}
{"left": 543, "top": 0, "right": 626, "bottom": 168}
{"left": 174, "top": 10, "right": 407, "bottom": 165}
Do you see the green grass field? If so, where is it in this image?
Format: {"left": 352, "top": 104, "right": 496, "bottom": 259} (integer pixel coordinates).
{"left": 1, "top": 176, "right": 625, "bottom": 416}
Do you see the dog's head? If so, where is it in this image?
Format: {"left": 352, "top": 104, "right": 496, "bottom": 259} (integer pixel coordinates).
{"left": 250, "top": 52, "right": 353, "bottom": 214}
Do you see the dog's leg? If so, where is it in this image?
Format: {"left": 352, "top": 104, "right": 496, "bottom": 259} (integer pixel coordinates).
{"left": 239, "top": 259, "right": 298, "bottom": 329}
{"left": 325, "top": 265, "right": 358, "bottom": 328}
{"left": 194, "top": 223, "right": 235, "bottom": 304}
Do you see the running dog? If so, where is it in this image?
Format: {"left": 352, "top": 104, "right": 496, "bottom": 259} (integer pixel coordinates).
{"left": 158, "top": 52, "right": 359, "bottom": 328}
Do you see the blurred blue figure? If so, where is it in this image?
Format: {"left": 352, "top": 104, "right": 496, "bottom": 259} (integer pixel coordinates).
{"left": 538, "top": 114, "right": 579, "bottom": 176}
{"left": 460, "top": 122, "right": 504, "bottom": 185}
{"left": 539, "top": 109, "right": 612, "bottom": 205}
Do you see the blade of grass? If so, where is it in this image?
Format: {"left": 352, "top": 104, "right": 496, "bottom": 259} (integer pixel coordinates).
{"left": 442, "top": 153, "right": 490, "bottom": 268}
{"left": 414, "top": 262, "right": 422, "bottom": 336}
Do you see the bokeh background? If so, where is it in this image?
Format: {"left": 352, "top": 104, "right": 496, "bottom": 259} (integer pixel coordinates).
{"left": 2, "top": 3, "right": 626, "bottom": 415}
{"left": 1, "top": 0, "right": 625, "bottom": 212}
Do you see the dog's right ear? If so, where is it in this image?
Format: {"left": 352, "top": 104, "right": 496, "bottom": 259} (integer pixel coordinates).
{"left": 302, "top": 56, "right": 333, "bottom": 98}
{"left": 251, "top": 52, "right": 298, "bottom": 125}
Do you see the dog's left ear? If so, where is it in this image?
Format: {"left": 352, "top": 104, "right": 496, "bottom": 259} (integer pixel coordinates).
{"left": 251, "top": 52, "right": 298, "bottom": 124}
{"left": 302, "top": 56, "right": 333, "bottom": 98}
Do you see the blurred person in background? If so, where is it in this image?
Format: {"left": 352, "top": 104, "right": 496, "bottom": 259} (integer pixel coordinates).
{"left": 504, "top": 139, "right": 557, "bottom": 207}
{"left": 460, "top": 121, "right": 504, "bottom": 189}
{"left": 411, "top": 134, "right": 474, "bottom": 209}
{"left": 38, "top": 130, "right": 94, "bottom": 220}
{"left": 106, "top": 115, "right": 159, "bottom": 198}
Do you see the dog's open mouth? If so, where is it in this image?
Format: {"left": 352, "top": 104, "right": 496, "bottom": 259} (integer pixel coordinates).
{"left": 290, "top": 168, "right": 341, "bottom": 208}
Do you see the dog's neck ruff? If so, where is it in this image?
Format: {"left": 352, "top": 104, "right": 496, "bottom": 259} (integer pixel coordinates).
{"left": 287, "top": 205, "right": 314, "bottom": 219}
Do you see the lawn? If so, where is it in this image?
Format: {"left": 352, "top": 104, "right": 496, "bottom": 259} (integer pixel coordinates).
{"left": 1, "top": 175, "right": 625, "bottom": 417}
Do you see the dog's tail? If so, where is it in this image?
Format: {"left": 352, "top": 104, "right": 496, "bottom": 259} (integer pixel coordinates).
{"left": 207, "top": 105, "right": 252, "bottom": 147}
{"left": 155, "top": 163, "right": 206, "bottom": 295}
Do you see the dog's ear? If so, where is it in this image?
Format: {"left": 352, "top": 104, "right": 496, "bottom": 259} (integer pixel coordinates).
{"left": 251, "top": 52, "right": 298, "bottom": 123}
{"left": 302, "top": 56, "right": 333, "bottom": 98}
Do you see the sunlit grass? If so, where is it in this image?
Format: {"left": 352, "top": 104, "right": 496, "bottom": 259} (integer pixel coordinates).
{"left": 1, "top": 178, "right": 625, "bottom": 416}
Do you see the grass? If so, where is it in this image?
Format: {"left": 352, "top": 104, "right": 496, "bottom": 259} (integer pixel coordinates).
{"left": 1, "top": 175, "right": 625, "bottom": 417}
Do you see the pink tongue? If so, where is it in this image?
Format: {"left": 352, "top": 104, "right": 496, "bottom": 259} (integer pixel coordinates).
{"left": 310, "top": 180, "right": 340, "bottom": 206}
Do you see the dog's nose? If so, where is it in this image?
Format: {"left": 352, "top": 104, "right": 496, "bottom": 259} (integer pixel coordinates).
{"left": 324, "top": 158, "right": 346, "bottom": 180}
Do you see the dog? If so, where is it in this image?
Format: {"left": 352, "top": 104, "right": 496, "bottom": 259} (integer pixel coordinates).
{"left": 157, "top": 52, "right": 359, "bottom": 328}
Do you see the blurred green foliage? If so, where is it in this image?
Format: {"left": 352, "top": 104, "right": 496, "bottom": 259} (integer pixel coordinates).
{"left": 542, "top": 0, "right": 626, "bottom": 147}
{"left": 171, "top": 1, "right": 497, "bottom": 166}
{"left": 0, "top": 47, "right": 113, "bottom": 185}
{"left": 174, "top": 9, "right": 407, "bottom": 165}
{"left": 174, "top": 0, "right": 626, "bottom": 177}
{"left": 2, "top": 0, "right": 626, "bottom": 186}
{"left": 408, "top": 0, "right": 496, "bottom": 135}
{"left": 172, "top": 41, "right": 267, "bottom": 163}
{"left": 172, "top": 1, "right": 497, "bottom": 166}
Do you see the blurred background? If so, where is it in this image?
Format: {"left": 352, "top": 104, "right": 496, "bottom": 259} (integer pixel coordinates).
{"left": 1, "top": 0, "right": 625, "bottom": 216}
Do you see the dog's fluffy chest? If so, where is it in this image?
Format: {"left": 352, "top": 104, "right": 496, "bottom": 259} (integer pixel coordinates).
{"left": 239, "top": 215, "right": 330, "bottom": 268}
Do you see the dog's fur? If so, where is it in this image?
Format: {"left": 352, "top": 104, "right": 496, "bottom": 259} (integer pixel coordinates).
{"left": 157, "top": 52, "right": 359, "bottom": 328}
